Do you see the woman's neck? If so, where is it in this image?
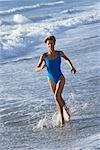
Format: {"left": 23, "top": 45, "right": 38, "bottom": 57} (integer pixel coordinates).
{"left": 48, "top": 49, "right": 55, "bottom": 54}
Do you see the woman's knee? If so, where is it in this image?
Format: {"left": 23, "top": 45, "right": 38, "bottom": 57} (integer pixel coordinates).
{"left": 54, "top": 92, "right": 60, "bottom": 100}
{"left": 54, "top": 93, "right": 65, "bottom": 106}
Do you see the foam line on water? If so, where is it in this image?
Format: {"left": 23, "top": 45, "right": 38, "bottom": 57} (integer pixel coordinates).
{"left": 0, "top": 1, "right": 64, "bottom": 15}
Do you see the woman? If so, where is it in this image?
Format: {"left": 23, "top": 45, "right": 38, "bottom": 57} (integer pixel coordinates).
{"left": 35, "top": 35, "right": 76, "bottom": 127}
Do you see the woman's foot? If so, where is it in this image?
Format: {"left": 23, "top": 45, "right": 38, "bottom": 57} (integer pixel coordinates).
{"left": 60, "top": 114, "right": 65, "bottom": 127}
{"left": 63, "top": 105, "right": 70, "bottom": 120}
{"left": 60, "top": 121, "right": 65, "bottom": 127}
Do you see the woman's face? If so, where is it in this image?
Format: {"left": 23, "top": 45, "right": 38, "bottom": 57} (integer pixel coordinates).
{"left": 46, "top": 39, "right": 55, "bottom": 51}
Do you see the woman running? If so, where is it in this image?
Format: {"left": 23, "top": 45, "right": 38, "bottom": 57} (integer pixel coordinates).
{"left": 35, "top": 35, "right": 76, "bottom": 127}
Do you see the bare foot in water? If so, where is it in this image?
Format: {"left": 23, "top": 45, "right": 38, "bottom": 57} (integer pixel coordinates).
{"left": 63, "top": 105, "right": 70, "bottom": 121}
{"left": 60, "top": 121, "right": 65, "bottom": 127}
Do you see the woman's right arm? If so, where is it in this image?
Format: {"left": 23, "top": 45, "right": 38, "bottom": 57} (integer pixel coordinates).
{"left": 35, "top": 54, "right": 45, "bottom": 72}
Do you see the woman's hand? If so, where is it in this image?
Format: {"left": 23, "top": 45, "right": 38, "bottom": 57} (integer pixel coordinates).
{"left": 35, "top": 63, "right": 46, "bottom": 72}
{"left": 35, "top": 67, "right": 41, "bottom": 72}
{"left": 71, "top": 66, "right": 76, "bottom": 74}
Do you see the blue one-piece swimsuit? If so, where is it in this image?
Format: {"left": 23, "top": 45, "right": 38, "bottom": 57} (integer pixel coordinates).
{"left": 44, "top": 51, "right": 63, "bottom": 84}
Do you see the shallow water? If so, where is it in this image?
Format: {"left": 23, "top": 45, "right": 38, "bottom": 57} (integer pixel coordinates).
{"left": 0, "top": 0, "right": 100, "bottom": 149}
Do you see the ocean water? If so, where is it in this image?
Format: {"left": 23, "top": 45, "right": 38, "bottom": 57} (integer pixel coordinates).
{"left": 0, "top": 0, "right": 100, "bottom": 149}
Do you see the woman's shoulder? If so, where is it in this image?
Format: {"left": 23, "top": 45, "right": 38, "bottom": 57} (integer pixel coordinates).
{"left": 57, "top": 50, "right": 67, "bottom": 57}
{"left": 42, "top": 52, "right": 47, "bottom": 59}
{"left": 56, "top": 50, "right": 63, "bottom": 55}
{"left": 55, "top": 50, "right": 61, "bottom": 53}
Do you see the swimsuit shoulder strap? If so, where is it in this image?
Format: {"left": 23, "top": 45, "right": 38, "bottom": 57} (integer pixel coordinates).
{"left": 43, "top": 52, "right": 47, "bottom": 60}
{"left": 57, "top": 50, "right": 61, "bottom": 58}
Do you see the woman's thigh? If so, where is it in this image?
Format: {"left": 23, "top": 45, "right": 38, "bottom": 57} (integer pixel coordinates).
{"left": 55, "top": 75, "right": 65, "bottom": 96}
{"left": 48, "top": 78, "right": 56, "bottom": 94}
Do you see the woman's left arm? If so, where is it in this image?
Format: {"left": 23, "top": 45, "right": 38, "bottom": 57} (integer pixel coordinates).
{"left": 60, "top": 51, "right": 76, "bottom": 74}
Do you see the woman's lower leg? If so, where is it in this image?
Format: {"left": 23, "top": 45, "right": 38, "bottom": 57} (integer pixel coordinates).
{"left": 54, "top": 95, "right": 65, "bottom": 126}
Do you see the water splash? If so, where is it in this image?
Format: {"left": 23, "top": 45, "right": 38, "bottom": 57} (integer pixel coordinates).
{"left": 33, "top": 107, "right": 70, "bottom": 131}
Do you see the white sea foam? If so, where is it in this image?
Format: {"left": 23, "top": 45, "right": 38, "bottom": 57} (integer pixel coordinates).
{"left": 0, "top": 4, "right": 39, "bottom": 15}
{"left": 60, "top": 8, "right": 84, "bottom": 14}
{"left": 1, "top": 11, "right": 99, "bottom": 39}
{"left": 13, "top": 14, "right": 31, "bottom": 24}
{"left": 0, "top": 1, "right": 100, "bottom": 61}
